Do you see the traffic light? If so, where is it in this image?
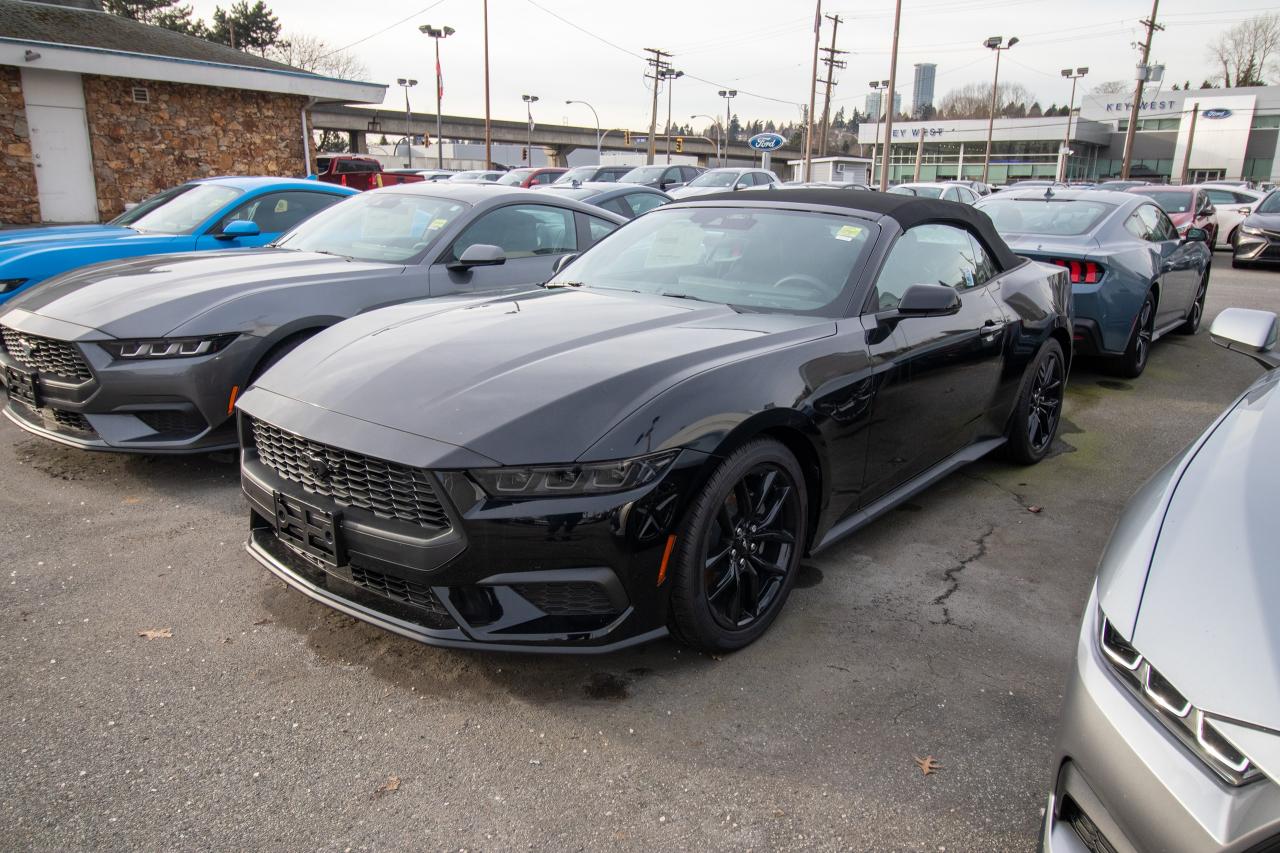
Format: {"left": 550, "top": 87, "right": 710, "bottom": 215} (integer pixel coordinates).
{"left": 623, "top": 129, "right": 632, "bottom": 145}
{"left": 675, "top": 136, "right": 684, "bottom": 154}
{"left": 520, "top": 147, "right": 528, "bottom": 161}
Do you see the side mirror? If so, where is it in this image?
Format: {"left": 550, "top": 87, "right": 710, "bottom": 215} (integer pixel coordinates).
{"left": 551, "top": 253, "right": 579, "bottom": 275}
{"left": 1237, "top": 206, "right": 1254, "bottom": 215}
{"left": 1210, "top": 307, "right": 1279, "bottom": 367}
{"left": 896, "top": 283, "right": 962, "bottom": 316}
{"left": 1184, "top": 227, "right": 1209, "bottom": 243}
{"left": 217, "top": 219, "right": 261, "bottom": 240}
{"left": 448, "top": 243, "right": 506, "bottom": 270}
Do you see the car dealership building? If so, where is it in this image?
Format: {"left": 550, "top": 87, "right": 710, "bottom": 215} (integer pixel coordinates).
{"left": 870, "top": 84, "right": 1280, "bottom": 186}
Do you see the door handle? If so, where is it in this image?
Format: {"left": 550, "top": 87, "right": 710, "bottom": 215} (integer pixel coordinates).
{"left": 980, "top": 320, "right": 1006, "bottom": 340}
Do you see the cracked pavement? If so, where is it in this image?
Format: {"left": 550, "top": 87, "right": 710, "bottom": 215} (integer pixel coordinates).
{"left": 2, "top": 263, "right": 1277, "bottom": 851}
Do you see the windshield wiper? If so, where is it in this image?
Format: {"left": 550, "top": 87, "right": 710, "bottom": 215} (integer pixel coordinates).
{"left": 309, "top": 249, "right": 353, "bottom": 260}
{"left": 544, "top": 281, "right": 585, "bottom": 288}
{"left": 659, "top": 291, "right": 715, "bottom": 303}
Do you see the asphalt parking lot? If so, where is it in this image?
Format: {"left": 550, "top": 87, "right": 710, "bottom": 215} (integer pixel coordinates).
{"left": 1, "top": 259, "right": 1276, "bottom": 852}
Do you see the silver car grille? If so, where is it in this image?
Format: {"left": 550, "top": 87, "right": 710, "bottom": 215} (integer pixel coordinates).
{"left": 0, "top": 326, "right": 93, "bottom": 382}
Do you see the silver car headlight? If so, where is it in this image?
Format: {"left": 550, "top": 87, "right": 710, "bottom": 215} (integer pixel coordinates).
{"left": 1240, "top": 225, "right": 1265, "bottom": 237}
{"left": 469, "top": 450, "right": 678, "bottom": 498}
{"left": 100, "top": 334, "right": 238, "bottom": 360}
{"left": 1098, "top": 612, "right": 1263, "bottom": 786}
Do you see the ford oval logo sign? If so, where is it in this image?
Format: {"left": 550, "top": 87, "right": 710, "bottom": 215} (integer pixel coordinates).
{"left": 1202, "top": 108, "right": 1232, "bottom": 119}
{"left": 748, "top": 132, "right": 786, "bottom": 151}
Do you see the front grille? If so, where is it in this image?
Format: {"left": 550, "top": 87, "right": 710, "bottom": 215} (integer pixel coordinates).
{"left": 513, "top": 582, "right": 618, "bottom": 616}
{"left": 1061, "top": 796, "right": 1118, "bottom": 853}
{"left": 350, "top": 564, "right": 451, "bottom": 618}
{"left": 248, "top": 417, "right": 451, "bottom": 532}
{"left": 10, "top": 399, "right": 95, "bottom": 435}
{"left": 0, "top": 327, "right": 92, "bottom": 382}
{"left": 136, "top": 408, "right": 207, "bottom": 436}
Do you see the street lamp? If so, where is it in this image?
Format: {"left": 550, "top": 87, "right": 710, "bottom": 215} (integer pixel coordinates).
{"left": 661, "top": 68, "right": 683, "bottom": 163}
{"left": 718, "top": 89, "right": 737, "bottom": 164}
{"left": 397, "top": 78, "right": 418, "bottom": 168}
{"left": 418, "top": 24, "right": 454, "bottom": 170}
{"left": 565, "top": 100, "right": 601, "bottom": 161}
{"left": 981, "top": 36, "right": 1018, "bottom": 184}
{"left": 692, "top": 113, "right": 721, "bottom": 167}
{"left": 1059, "top": 66, "right": 1088, "bottom": 182}
{"left": 522, "top": 94, "right": 539, "bottom": 167}
{"left": 868, "top": 80, "right": 889, "bottom": 185}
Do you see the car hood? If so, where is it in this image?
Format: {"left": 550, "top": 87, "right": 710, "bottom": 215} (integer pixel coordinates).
{"left": 250, "top": 288, "right": 833, "bottom": 465}
{"left": 0, "top": 225, "right": 184, "bottom": 265}
{"left": 1130, "top": 370, "right": 1280, "bottom": 731}
{"left": 1245, "top": 211, "right": 1280, "bottom": 231}
{"left": 3, "top": 249, "right": 391, "bottom": 339}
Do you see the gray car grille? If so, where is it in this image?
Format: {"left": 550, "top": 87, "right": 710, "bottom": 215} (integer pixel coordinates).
{"left": 0, "top": 327, "right": 92, "bottom": 382}
{"left": 248, "top": 417, "right": 451, "bottom": 533}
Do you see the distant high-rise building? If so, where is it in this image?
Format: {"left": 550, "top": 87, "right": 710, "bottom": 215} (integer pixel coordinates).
{"left": 865, "top": 90, "right": 902, "bottom": 119}
{"left": 913, "top": 63, "right": 937, "bottom": 117}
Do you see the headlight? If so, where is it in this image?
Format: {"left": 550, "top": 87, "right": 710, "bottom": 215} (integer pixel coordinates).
{"left": 100, "top": 334, "right": 238, "bottom": 360}
{"left": 0, "top": 278, "right": 28, "bottom": 294}
{"left": 1240, "top": 225, "right": 1265, "bottom": 237}
{"left": 469, "top": 450, "right": 678, "bottom": 498}
{"left": 1098, "top": 611, "right": 1263, "bottom": 786}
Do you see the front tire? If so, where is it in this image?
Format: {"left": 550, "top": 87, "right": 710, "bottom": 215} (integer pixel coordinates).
{"left": 1004, "top": 339, "right": 1065, "bottom": 465}
{"left": 667, "top": 439, "right": 808, "bottom": 653}
{"left": 1177, "top": 270, "right": 1208, "bottom": 335}
{"left": 1113, "top": 291, "right": 1155, "bottom": 378}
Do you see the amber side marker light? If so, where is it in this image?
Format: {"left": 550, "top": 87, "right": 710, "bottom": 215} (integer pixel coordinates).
{"left": 657, "top": 535, "right": 677, "bottom": 586}
{"left": 226, "top": 385, "right": 239, "bottom": 416}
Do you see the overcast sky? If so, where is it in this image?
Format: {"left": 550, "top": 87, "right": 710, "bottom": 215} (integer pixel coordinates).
{"left": 190, "top": 0, "right": 1272, "bottom": 129}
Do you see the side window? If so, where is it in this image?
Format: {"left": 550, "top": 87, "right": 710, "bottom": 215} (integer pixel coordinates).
{"left": 967, "top": 233, "right": 999, "bottom": 287}
{"left": 942, "top": 187, "right": 959, "bottom": 202}
{"left": 597, "top": 197, "right": 632, "bottom": 218}
{"left": 870, "top": 223, "right": 989, "bottom": 311}
{"left": 664, "top": 167, "right": 684, "bottom": 185}
{"left": 1205, "top": 189, "right": 1235, "bottom": 205}
{"left": 756, "top": 172, "right": 776, "bottom": 185}
{"left": 217, "top": 191, "right": 343, "bottom": 233}
{"left": 1151, "top": 207, "right": 1179, "bottom": 241}
{"left": 586, "top": 215, "right": 619, "bottom": 244}
{"left": 625, "top": 192, "right": 666, "bottom": 216}
{"left": 735, "top": 173, "right": 753, "bottom": 188}
{"left": 534, "top": 171, "right": 558, "bottom": 185}
{"left": 1124, "top": 212, "right": 1150, "bottom": 241}
{"left": 681, "top": 166, "right": 700, "bottom": 182}
{"left": 448, "top": 204, "right": 577, "bottom": 261}
{"left": 959, "top": 188, "right": 977, "bottom": 204}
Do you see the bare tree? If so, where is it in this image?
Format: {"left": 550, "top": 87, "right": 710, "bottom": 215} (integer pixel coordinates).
{"left": 1206, "top": 13, "right": 1280, "bottom": 87}
{"left": 1090, "top": 80, "right": 1130, "bottom": 95}
{"left": 936, "top": 81, "right": 1035, "bottom": 119}
{"left": 269, "top": 31, "right": 368, "bottom": 79}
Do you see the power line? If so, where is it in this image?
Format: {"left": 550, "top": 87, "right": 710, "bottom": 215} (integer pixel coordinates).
{"left": 521, "top": 0, "right": 645, "bottom": 60}
{"left": 320, "top": 0, "right": 448, "bottom": 58}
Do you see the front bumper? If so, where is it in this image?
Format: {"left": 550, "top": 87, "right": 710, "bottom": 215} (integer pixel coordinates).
{"left": 239, "top": 413, "right": 709, "bottom": 652}
{"left": 0, "top": 310, "right": 257, "bottom": 453}
{"left": 1041, "top": 595, "right": 1280, "bottom": 852}
{"left": 1233, "top": 229, "right": 1280, "bottom": 265}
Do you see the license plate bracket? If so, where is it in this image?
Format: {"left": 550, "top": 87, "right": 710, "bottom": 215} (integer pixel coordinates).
{"left": 5, "top": 364, "right": 39, "bottom": 408}
{"left": 273, "top": 491, "right": 343, "bottom": 568}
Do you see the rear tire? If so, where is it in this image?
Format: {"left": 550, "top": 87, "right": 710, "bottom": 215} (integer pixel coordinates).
{"left": 1176, "top": 271, "right": 1208, "bottom": 335}
{"left": 667, "top": 439, "right": 807, "bottom": 653}
{"left": 1003, "top": 339, "right": 1065, "bottom": 465}
{"left": 1112, "top": 292, "right": 1155, "bottom": 379}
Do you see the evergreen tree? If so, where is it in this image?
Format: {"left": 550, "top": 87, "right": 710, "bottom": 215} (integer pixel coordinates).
{"left": 211, "top": 1, "right": 281, "bottom": 55}
{"left": 104, "top": 0, "right": 206, "bottom": 35}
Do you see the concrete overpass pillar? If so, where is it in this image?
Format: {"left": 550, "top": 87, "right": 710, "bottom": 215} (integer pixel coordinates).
{"left": 541, "top": 146, "right": 569, "bottom": 167}
{"left": 347, "top": 131, "right": 367, "bottom": 154}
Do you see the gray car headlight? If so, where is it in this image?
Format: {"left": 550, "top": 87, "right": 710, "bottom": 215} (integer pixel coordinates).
{"left": 100, "top": 334, "right": 238, "bottom": 360}
{"left": 469, "top": 450, "right": 678, "bottom": 498}
{"left": 1240, "top": 225, "right": 1265, "bottom": 237}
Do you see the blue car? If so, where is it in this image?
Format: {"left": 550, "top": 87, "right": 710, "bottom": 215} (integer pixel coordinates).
{"left": 0, "top": 177, "right": 356, "bottom": 304}
{"left": 978, "top": 189, "right": 1212, "bottom": 378}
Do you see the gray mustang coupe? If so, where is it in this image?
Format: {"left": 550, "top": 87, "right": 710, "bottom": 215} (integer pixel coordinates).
{"left": 0, "top": 184, "right": 625, "bottom": 453}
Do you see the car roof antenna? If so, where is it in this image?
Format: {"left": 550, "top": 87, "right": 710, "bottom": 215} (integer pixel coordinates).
{"left": 1044, "top": 186, "right": 1055, "bottom": 199}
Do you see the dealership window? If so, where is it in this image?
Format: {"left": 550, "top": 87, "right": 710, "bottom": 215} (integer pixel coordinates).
{"left": 1116, "top": 118, "right": 1181, "bottom": 132}
{"left": 1244, "top": 158, "right": 1274, "bottom": 180}
{"left": 1251, "top": 115, "right": 1280, "bottom": 129}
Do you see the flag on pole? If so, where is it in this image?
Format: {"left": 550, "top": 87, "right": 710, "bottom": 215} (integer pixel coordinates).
{"left": 436, "top": 57, "right": 443, "bottom": 100}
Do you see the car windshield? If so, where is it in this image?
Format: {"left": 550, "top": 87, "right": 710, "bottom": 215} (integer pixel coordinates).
{"left": 497, "top": 169, "right": 536, "bottom": 185}
{"left": 1254, "top": 192, "right": 1280, "bottom": 214}
{"left": 110, "top": 183, "right": 242, "bottom": 234}
{"left": 555, "top": 166, "right": 596, "bottom": 184}
{"left": 620, "top": 166, "right": 666, "bottom": 183}
{"left": 1132, "top": 189, "right": 1192, "bottom": 214}
{"left": 687, "top": 171, "right": 740, "bottom": 188}
{"left": 542, "top": 186, "right": 594, "bottom": 200}
{"left": 979, "top": 198, "right": 1116, "bottom": 236}
{"left": 890, "top": 186, "right": 943, "bottom": 198}
{"left": 547, "top": 207, "right": 874, "bottom": 315}
{"left": 450, "top": 171, "right": 494, "bottom": 182}
{"left": 273, "top": 192, "right": 469, "bottom": 263}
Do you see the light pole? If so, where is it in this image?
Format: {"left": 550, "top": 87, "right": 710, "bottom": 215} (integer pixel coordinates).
{"left": 661, "top": 68, "right": 683, "bottom": 163}
{"left": 418, "top": 24, "right": 454, "bottom": 170}
{"left": 718, "top": 89, "right": 736, "bottom": 164}
{"left": 397, "top": 78, "right": 417, "bottom": 168}
{"left": 868, "top": 80, "right": 889, "bottom": 186}
{"left": 1059, "top": 66, "right": 1087, "bottom": 182}
{"left": 566, "top": 99, "right": 601, "bottom": 161}
{"left": 692, "top": 113, "right": 721, "bottom": 166}
{"left": 522, "top": 94, "right": 538, "bottom": 167}
{"left": 981, "top": 36, "right": 1018, "bottom": 184}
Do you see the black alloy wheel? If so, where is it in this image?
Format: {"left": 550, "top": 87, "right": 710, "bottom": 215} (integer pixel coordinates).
{"left": 1177, "top": 271, "right": 1209, "bottom": 335}
{"left": 1005, "top": 338, "right": 1065, "bottom": 465}
{"left": 1115, "top": 292, "right": 1155, "bottom": 378}
{"left": 668, "top": 439, "right": 807, "bottom": 652}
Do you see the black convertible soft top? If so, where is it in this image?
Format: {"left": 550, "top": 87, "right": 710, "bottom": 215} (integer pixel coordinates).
{"left": 686, "top": 188, "right": 1023, "bottom": 272}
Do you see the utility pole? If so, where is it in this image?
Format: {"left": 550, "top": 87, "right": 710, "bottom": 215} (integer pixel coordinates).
{"left": 1180, "top": 102, "right": 1199, "bottom": 185}
{"left": 913, "top": 125, "right": 926, "bottom": 180}
{"left": 644, "top": 48, "right": 672, "bottom": 165}
{"left": 482, "top": 0, "right": 492, "bottom": 167}
{"left": 803, "top": 0, "right": 822, "bottom": 182}
{"left": 818, "top": 13, "right": 847, "bottom": 158}
{"left": 1121, "top": 0, "right": 1163, "bottom": 180}
{"left": 879, "top": 0, "right": 903, "bottom": 191}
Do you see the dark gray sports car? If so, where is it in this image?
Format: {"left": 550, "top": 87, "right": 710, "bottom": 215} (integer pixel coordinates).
{"left": 0, "top": 185, "right": 625, "bottom": 453}
{"left": 533, "top": 181, "right": 672, "bottom": 219}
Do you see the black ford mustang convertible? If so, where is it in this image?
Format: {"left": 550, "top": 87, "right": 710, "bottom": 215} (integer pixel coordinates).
{"left": 238, "top": 190, "right": 1071, "bottom": 653}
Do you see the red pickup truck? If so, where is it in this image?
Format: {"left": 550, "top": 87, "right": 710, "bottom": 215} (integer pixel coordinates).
{"left": 313, "top": 155, "right": 426, "bottom": 191}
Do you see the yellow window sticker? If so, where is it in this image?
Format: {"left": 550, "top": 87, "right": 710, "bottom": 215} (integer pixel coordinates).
{"left": 274, "top": 199, "right": 289, "bottom": 213}
{"left": 427, "top": 218, "right": 450, "bottom": 230}
{"left": 835, "top": 225, "right": 863, "bottom": 242}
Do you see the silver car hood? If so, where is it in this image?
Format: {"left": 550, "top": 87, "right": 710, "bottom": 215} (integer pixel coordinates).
{"left": 1129, "top": 370, "right": 1280, "bottom": 732}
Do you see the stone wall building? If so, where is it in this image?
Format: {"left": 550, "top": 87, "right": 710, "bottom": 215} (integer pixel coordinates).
{"left": 0, "top": 0, "right": 383, "bottom": 224}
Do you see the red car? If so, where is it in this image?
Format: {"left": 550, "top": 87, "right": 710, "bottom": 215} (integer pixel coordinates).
{"left": 1128, "top": 185, "right": 1218, "bottom": 244}
{"left": 496, "top": 167, "right": 568, "bottom": 188}
{"left": 313, "top": 155, "right": 426, "bottom": 192}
